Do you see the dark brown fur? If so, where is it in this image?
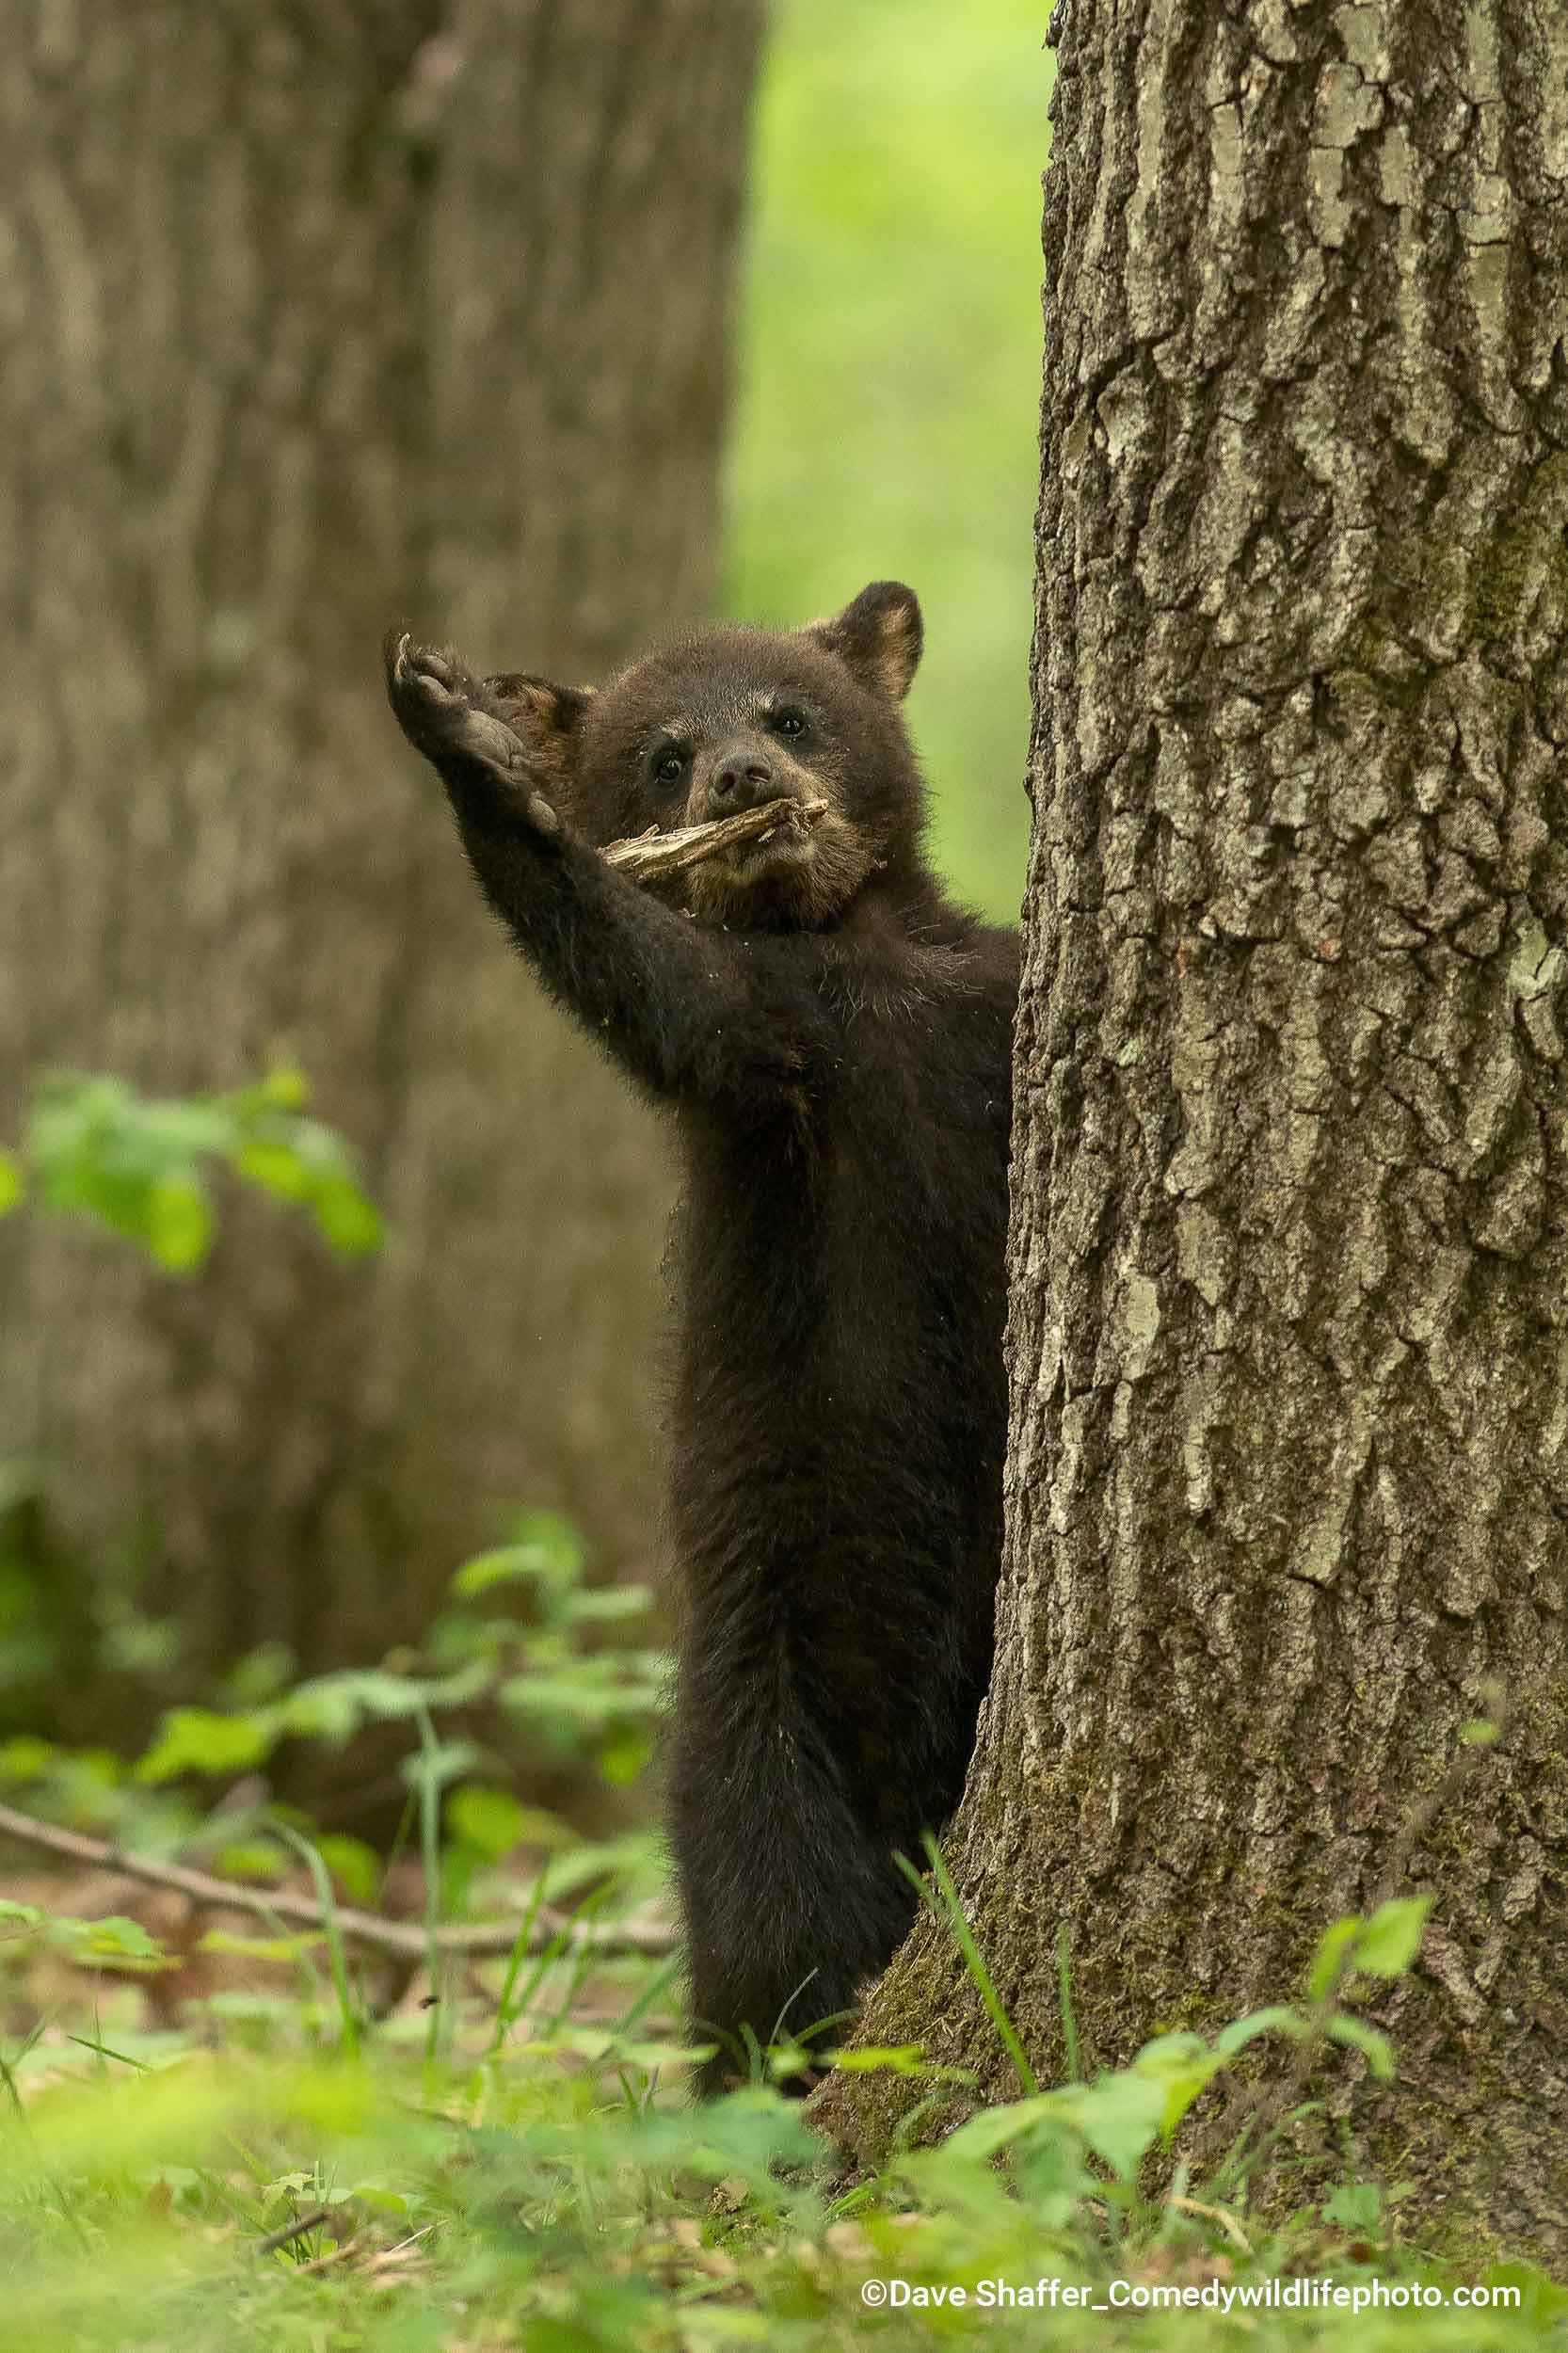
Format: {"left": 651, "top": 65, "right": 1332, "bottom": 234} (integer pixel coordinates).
{"left": 384, "top": 584, "right": 1018, "bottom": 2090}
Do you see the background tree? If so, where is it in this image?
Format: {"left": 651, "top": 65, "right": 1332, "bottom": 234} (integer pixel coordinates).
{"left": 0, "top": 0, "right": 761, "bottom": 1734}
{"left": 821, "top": 0, "right": 1568, "bottom": 2259}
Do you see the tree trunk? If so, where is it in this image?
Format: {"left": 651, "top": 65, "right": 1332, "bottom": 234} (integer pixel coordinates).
{"left": 819, "top": 0, "right": 1568, "bottom": 2261}
{"left": 0, "top": 0, "right": 761, "bottom": 1729}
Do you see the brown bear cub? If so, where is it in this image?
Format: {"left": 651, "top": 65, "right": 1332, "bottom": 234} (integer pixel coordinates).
{"left": 385, "top": 584, "right": 1018, "bottom": 2092}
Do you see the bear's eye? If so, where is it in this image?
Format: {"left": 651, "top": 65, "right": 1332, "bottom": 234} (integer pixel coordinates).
{"left": 652, "top": 746, "right": 687, "bottom": 784}
{"left": 770, "top": 709, "right": 808, "bottom": 741}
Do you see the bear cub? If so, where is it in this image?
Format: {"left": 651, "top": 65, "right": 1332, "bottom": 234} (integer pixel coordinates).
{"left": 385, "top": 584, "right": 1018, "bottom": 2092}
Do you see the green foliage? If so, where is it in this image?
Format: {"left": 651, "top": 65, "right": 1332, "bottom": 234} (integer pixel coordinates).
{"left": 128, "top": 1507, "right": 666, "bottom": 1801}
{"left": 898, "top": 1832, "right": 1037, "bottom": 2095}
{"left": 0, "top": 1887, "right": 1550, "bottom": 2352}
{"left": 0, "top": 1497, "right": 668, "bottom": 2040}
{"left": 0, "top": 1608, "right": 1548, "bottom": 2348}
{"left": 0, "top": 1899, "right": 164, "bottom": 1972}
{"left": 8, "top": 1069, "right": 381, "bottom": 1271}
{"left": 272, "top": 1826, "right": 361, "bottom": 2058}
{"left": 136, "top": 1707, "right": 278, "bottom": 1783}
{"left": 1345, "top": 1898, "right": 1432, "bottom": 1982}
{"left": 450, "top": 1509, "right": 585, "bottom": 1601}
{"left": 865, "top": 1902, "right": 1433, "bottom": 2220}
{"left": 436, "top": 1509, "right": 669, "bottom": 1781}
{"left": 1293, "top": 1899, "right": 1432, "bottom": 2082}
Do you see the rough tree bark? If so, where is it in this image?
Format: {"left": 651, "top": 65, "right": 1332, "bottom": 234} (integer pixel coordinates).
{"left": 819, "top": 0, "right": 1568, "bottom": 2262}
{"left": 0, "top": 1, "right": 761, "bottom": 1722}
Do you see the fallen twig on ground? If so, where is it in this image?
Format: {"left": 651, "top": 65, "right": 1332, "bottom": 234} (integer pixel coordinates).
{"left": 0, "top": 1799, "right": 673, "bottom": 1963}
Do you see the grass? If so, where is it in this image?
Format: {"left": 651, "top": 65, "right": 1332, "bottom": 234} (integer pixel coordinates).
{"left": 2, "top": 1858, "right": 1562, "bottom": 2351}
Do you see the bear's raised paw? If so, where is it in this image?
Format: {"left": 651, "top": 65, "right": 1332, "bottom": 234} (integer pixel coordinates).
{"left": 383, "top": 630, "right": 562, "bottom": 838}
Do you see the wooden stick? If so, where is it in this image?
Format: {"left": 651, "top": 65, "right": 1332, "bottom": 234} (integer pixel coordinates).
{"left": 602, "top": 796, "right": 828, "bottom": 882}
{"left": 0, "top": 1799, "right": 672, "bottom": 1963}
{"left": 256, "top": 2206, "right": 334, "bottom": 2254}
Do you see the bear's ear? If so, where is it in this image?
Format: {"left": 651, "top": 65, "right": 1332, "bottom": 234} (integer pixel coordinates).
{"left": 806, "top": 582, "right": 923, "bottom": 701}
{"left": 484, "top": 673, "right": 594, "bottom": 789}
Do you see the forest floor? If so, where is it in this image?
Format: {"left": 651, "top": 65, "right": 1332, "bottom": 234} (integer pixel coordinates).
{"left": 1, "top": 1849, "right": 1559, "bottom": 2353}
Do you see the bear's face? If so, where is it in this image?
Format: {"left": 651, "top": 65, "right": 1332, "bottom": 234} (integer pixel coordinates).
{"left": 493, "top": 584, "right": 926, "bottom": 930}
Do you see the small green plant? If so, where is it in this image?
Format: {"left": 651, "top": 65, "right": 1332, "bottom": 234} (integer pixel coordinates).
{"left": 876, "top": 1848, "right": 1442, "bottom": 2237}
{"left": 126, "top": 1508, "right": 667, "bottom": 1805}
{"left": 0, "top": 1068, "right": 381, "bottom": 1271}
{"left": 0, "top": 1900, "right": 164, "bottom": 1974}
{"left": 0, "top": 1881, "right": 1552, "bottom": 2353}
{"left": 0, "top": 1661, "right": 1554, "bottom": 2349}
{"left": 0, "top": 1068, "right": 383, "bottom": 1711}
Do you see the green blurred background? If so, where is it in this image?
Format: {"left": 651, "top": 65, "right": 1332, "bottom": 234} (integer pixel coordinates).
{"left": 730, "top": 0, "right": 1049, "bottom": 918}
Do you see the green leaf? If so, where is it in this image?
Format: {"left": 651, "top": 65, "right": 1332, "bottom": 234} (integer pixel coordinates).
{"left": 259, "top": 1066, "right": 310, "bottom": 1112}
{"left": 0, "top": 1735, "right": 56, "bottom": 1783}
{"left": 100, "top": 1615, "right": 182, "bottom": 1674}
{"left": 597, "top": 1726, "right": 653, "bottom": 1785}
{"left": 340, "top": 2181, "right": 413, "bottom": 2217}
{"left": 315, "top": 1834, "right": 380, "bottom": 1905}
{"left": 22, "top": 1070, "right": 380, "bottom": 1270}
{"left": 198, "top": 1930, "right": 320, "bottom": 1963}
{"left": 2, "top": 1902, "right": 168, "bottom": 1969}
{"left": 500, "top": 1665, "right": 661, "bottom": 1734}
{"left": 213, "top": 1839, "right": 289, "bottom": 1882}
{"left": 79, "top": 1915, "right": 166, "bottom": 1964}
{"left": 231, "top": 1124, "right": 382, "bottom": 1257}
{"left": 1324, "top": 2014, "right": 1396, "bottom": 2079}
{"left": 1128, "top": 2032, "right": 1227, "bottom": 2140}
{"left": 1353, "top": 1895, "right": 1431, "bottom": 1979}
{"left": 280, "top": 1661, "right": 488, "bottom": 1741}
{"left": 143, "top": 1174, "right": 214, "bottom": 1269}
{"left": 1322, "top": 2182, "right": 1383, "bottom": 2233}
{"left": 563, "top": 1584, "right": 654, "bottom": 1624}
{"left": 452, "top": 1543, "right": 561, "bottom": 1599}
{"left": 1061, "top": 2067, "right": 1169, "bottom": 2179}
{"left": 221, "top": 1641, "right": 296, "bottom": 1706}
{"left": 1213, "top": 2005, "right": 1306, "bottom": 2056}
{"left": 615, "top": 2040, "right": 700, "bottom": 2073}
{"left": 510, "top": 1509, "right": 584, "bottom": 1589}
{"left": 940, "top": 2093, "right": 1064, "bottom": 2162}
{"left": 399, "top": 1738, "right": 481, "bottom": 1793}
{"left": 496, "top": 1803, "right": 578, "bottom": 1850}
{"left": 232, "top": 1139, "right": 312, "bottom": 1202}
{"left": 535, "top": 1830, "right": 663, "bottom": 1902}
{"left": 447, "top": 1785, "right": 527, "bottom": 1859}
{"left": 136, "top": 1705, "right": 278, "bottom": 1783}
{"left": 1308, "top": 1913, "right": 1364, "bottom": 2001}
{"left": 1480, "top": 2264, "right": 1568, "bottom": 2325}
{"left": 309, "top": 1174, "right": 383, "bottom": 1257}
{"left": 0, "top": 1151, "right": 24, "bottom": 1214}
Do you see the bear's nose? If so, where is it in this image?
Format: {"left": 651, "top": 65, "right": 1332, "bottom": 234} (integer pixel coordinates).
{"left": 708, "top": 753, "right": 776, "bottom": 815}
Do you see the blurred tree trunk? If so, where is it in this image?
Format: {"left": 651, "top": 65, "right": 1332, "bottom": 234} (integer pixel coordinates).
{"left": 0, "top": 0, "right": 761, "bottom": 1731}
{"left": 819, "top": 0, "right": 1568, "bottom": 2258}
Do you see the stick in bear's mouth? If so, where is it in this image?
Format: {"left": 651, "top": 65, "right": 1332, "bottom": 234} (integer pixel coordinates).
{"left": 601, "top": 796, "right": 828, "bottom": 886}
